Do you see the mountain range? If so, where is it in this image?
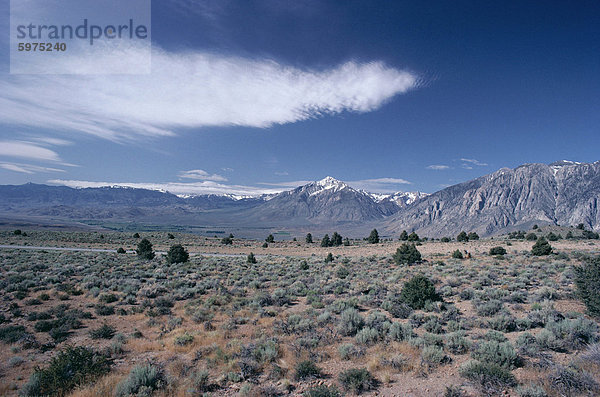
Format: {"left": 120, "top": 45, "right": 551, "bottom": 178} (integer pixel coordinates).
{"left": 1, "top": 160, "right": 599, "bottom": 237}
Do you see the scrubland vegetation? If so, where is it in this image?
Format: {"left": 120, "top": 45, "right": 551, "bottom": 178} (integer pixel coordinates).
{"left": 0, "top": 229, "right": 599, "bottom": 396}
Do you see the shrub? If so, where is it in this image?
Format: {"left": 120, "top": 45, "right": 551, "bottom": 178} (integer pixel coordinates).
{"left": 325, "top": 252, "right": 334, "bottom": 263}
{"left": 574, "top": 257, "right": 600, "bottom": 317}
{"left": 526, "top": 233, "right": 538, "bottom": 241}
{"left": 174, "top": 333, "right": 194, "bottom": 346}
{"left": 446, "top": 331, "right": 472, "bottom": 354}
{"left": 116, "top": 247, "right": 126, "bottom": 254}
{"left": 136, "top": 238, "right": 155, "bottom": 260}
{"left": 531, "top": 237, "right": 552, "bottom": 256}
{"left": 304, "top": 385, "right": 341, "bottom": 397}
{"left": 452, "top": 249, "right": 463, "bottom": 259}
{"left": 338, "top": 368, "right": 376, "bottom": 394}
{"left": 459, "top": 360, "right": 516, "bottom": 393}
{"left": 421, "top": 345, "right": 448, "bottom": 368}
{"left": 489, "top": 246, "right": 507, "bottom": 256}
{"left": 247, "top": 252, "right": 257, "bottom": 264}
{"left": 393, "top": 243, "right": 421, "bottom": 265}
{"left": 338, "top": 308, "right": 364, "bottom": 336}
{"left": 548, "top": 364, "right": 599, "bottom": 397}
{"left": 468, "top": 232, "right": 479, "bottom": 240}
{"left": 166, "top": 244, "right": 189, "bottom": 264}
{"left": 114, "top": 363, "right": 166, "bottom": 397}
{"left": 266, "top": 234, "right": 275, "bottom": 243}
{"left": 294, "top": 360, "right": 322, "bottom": 380}
{"left": 338, "top": 343, "right": 364, "bottom": 360}
{"left": 221, "top": 236, "right": 233, "bottom": 245}
{"left": 400, "top": 275, "right": 441, "bottom": 310}
{"left": 355, "top": 327, "right": 380, "bottom": 345}
{"left": 0, "top": 325, "right": 28, "bottom": 344}
{"left": 407, "top": 232, "right": 420, "bottom": 241}
{"left": 89, "top": 324, "right": 116, "bottom": 340}
{"left": 471, "top": 341, "right": 519, "bottom": 369}
{"left": 20, "top": 346, "right": 112, "bottom": 397}
{"left": 457, "top": 231, "right": 468, "bottom": 242}
{"left": 388, "top": 322, "right": 413, "bottom": 341}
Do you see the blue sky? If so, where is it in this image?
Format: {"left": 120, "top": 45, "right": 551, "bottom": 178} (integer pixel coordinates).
{"left": 0, "top": 0, "right": 599, "bottom": 195}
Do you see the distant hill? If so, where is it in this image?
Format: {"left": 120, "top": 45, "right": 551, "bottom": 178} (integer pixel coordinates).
{"left": 383, "top": 161, "right": 600, "bottom": 237}
{"left": 1, "top": 161, "right": 599, "bottom": 237}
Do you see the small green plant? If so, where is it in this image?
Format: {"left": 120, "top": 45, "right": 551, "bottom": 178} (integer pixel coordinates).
{"left": 89, "top": 324, "right": 116, "bottom": 340}
{"left": 325, "top": 252, "right": 334, "bottom": 263}
{"left": 114, "top": 363, "right": 166, "bottom": 397}
{"left": 174, "top": 333, "right": 194, "bottom": 346}
{"left": 338, "top": 368, "right": 376, "bottom": 394}
{"left": 20, "top": 346, "right": 112, "bottom": 397}
{"left": 400, "top": 275, "right": 441, "bottom": 309}
{"left": 247, "top": 252, "right": 257, "bottom": 264}
{"left": 294, "top": 360, "right": 322, "bottom": 380}
{"left": 459, "top": 360, "right": 516, "bottom": 394}
{"left": 452, "top": 249, "right": 463, "bottom": 259}
{"left": 116, "top": 247, "right": 126, "bottom": 254}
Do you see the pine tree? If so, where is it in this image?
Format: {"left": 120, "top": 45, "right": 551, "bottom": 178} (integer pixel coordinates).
{"left": 393, "top": 243, "right": 422, "bottom": 265}
{"left": 399, "top": 230, "right": 408, "bottom": 241}
{"left": 305, "top": 233, "right": 313, "bottom": 244}
{"left": 321, "top": 234, "right": 331, "bottom": 247}
{"left": 367, "top": 229, "right": 380, "bottom": 244}
{"left": 136, "top": 238, "right": 155, "bottom": 260}
{"left": 331, "top": 232, "right": 343, "bottom": 246}
{"left": 166, "top": 244, "right": 189, "bottom": 264}
{"left": 266, "top": 234, "right": 275, "bottom": 243}
{"left": 531, "top": 237, "right": 552, "bottom": 256}
{"left": 325, "top": 252, "right": 334, "bottom": 263}
{"left": 247, "top": 252, "right": 257, "bottom": 264}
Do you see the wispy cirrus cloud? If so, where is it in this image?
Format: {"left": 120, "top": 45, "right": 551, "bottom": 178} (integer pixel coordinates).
{"left": 426, "top": 164, "right": 449, "bottom": 170}
{"left": 1, "top": 46, "right": 419, "bottom": 142}
{"left": 1, "top": 162, "right": 66, "bottom": 174}
{"left": 0, "top": 140, "right": 62, "bottom": 162}
{"left": 178, "top": 169, "right": 227, "bottom": 182}
{"left": 347, "top": 177, "right": 412, "bottom": 193}
{"left": 460, "top": 158, "right": 488, "bottom": 168}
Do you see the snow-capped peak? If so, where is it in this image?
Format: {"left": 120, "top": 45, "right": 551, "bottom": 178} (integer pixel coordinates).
{"left": 306, "top": 176, "right": 349, "bottom": 196}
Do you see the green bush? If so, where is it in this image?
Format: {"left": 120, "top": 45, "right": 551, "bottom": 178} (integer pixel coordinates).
{"left": 452, "top": 249, "right": 463, "bottom": 259}
{"left": 294, "top": 360, "right": 322, "bottom": 380}
{"left": 531, "top": 237, "right": 552, "bottom": 256}
{"left": 114, "top": 363, "right": 166, "bottom": 397}
{"left": 166, "top": 244, "right": 189, "bottom": 264}
{"left": 489, "top": 246, "right": 507, "bottom": 256}
{"left": 459, "top": 360, "right": 516, "bottom": 393}
{"left": 338, "top": 368, "right": 376, "bottom": 394}
{"left": 338, "top": 308, "right": 364, "bottom": 336}
{"left": 574, "top": 257, "right": 600, "bottom": 317}
{"left": 247, "top": 252, "right": 257, "bottom": 264}
{"left": 20, "top": 346, "right": 112, "bottom": 397}
{"left": 393, "top": 243, "right": 422, "bottom": 265}
{"left": 400, "top": 275, "right": 441, "bottom": 310}
{"left": 367, "top": 229, "right": 380, "bottom": 244}
{"left": 0, "top": 325, "right": 28, "bottom": 344}
{"left": 457, "top": 231, "right": 468, "bottom": 242}
{"left": 89, "top": 324, "right": 116, "bottom": 340}
{"left": 471, "top": 341, "right": 519, "bottom": 369}
{"left": 526, "top": 233, "right": 538, "bottom": 241}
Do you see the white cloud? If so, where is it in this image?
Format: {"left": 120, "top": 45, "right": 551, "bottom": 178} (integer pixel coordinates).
{"left": 460, "top": 158, "right": 487, "bottom": 166}
{"left": 178, "top": 169, "right": 227, "bottom": 181}
{"left": 257, "top": 180, "right": 313, "bottom": 188}
{"left": 274, "top": 171, "right": 289, "bottom": 176}
{"left": 0, "top": 162, "right": 65, "bottom": 174}
{"left": 347, "top": 177, "right": 412, "bottom": 193}
{"left": 0, "top": 46, "right": 419, "bottom": 141}
{"left": 48, "top": 179, "right": 285, "bottom": 197}
{"left": 0, "top": 140, "right": 62, "bottom": 162}
{"left": 426, "top": 164, "right": 449, "bottom": 170}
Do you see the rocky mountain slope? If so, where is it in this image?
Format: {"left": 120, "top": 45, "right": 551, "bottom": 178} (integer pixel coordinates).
{"left": 384, "top": 161, "right": 600, "bottom": 237}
